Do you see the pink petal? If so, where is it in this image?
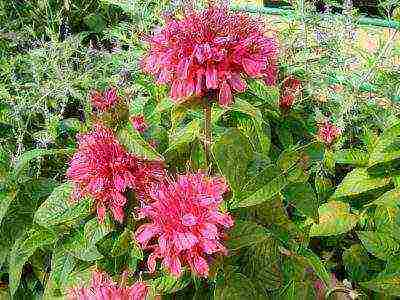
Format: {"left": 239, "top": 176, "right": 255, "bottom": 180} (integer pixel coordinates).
{"left": 200, "top": 223, "right": 218, "bottom": 239}
{"left": 97, "top": 204, "right": 106, "bottom": 224}
{"left": 163, "top": 255, "right": 182, "bottom": 277}
{"left": 110, "top": 205, "right": 124, "bottom": 223}
{"left": 218, "top": 81, "right": 232, "bottom": 107}
{"left": 177, "top": 58, "right": 190, "bottom": 80}
{"left": 174, "top": 232, "right": 198, "bottom": 252}
{"left": 242, "top": 58, "right": 263, "bottom": 77}
{"left": 193, "top": 255, "right": 209, "bottom": 277}
{"left": 201, "top": 239, "right": 219, "bottom": 254}
{"left": 113, "top": 174, "right": 126, "bottom": 192}
{"left": 181, "top": 213, "right": 198, "bottom": 226}
{"left": 148, "top": 252, "right": 159, "bottom": 273}
{"left": 136, "top": 224, "right": 160, "bottom": 245}
{"left": 111, "top": 191, "right": 126, "bottom": 207}
{"left": 228, "top": 74, "right": 247, "bottom": 92}
{"left": 195, "top": 69, "right": 205, "bottom": 96}
{"left": 209, "top": 211, "right": 234, "bottom": 228}
{"left": 205, "top": 65, "right": 218, "bottom": 89}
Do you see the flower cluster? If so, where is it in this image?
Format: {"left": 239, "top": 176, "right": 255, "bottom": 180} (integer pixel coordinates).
{"left": 135, "top": 172, "right": 233, "bottom": 278}
{"left": 280, "top": 76, "right": 301, "bottom": 110}
{"left": 90, "top": 87, "right": 119, "bottom": 112}
{"left": 67, "top": 123, "right": 165, "bottom": 223}
{"left": 317, "top": 121, "right": 342, "bottom": 145}
{"left": 142, "top": 4, "right": 278, "bottom": 107}
{"left": 68, "top": 270, "right": 148, "bottom": 300}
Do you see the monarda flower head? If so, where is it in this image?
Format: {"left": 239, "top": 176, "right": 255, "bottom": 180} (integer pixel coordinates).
{"left": 68, "top": 270, "right": 148, "bottom": 300}
{"left": 67, "top": 123, "right": 165, "bottom": 223}
{"left": 135, "top": 172, "right": 233, "bottom": 278}
{"left": 130, "top": 115, "right": 149, "bottom": 133}
{"left": 317, "top": 121, "right": 342, "bottom": 145}
{"left": 142, "top": 4, "right": 278, "bottom": 107}
{"left": 90, "top": 87, "right": 119, "bottom": 112}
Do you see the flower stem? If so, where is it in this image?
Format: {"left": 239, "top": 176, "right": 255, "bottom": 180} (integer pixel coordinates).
{"left": 203, "top": 102, "right": 212, "bottom": 172}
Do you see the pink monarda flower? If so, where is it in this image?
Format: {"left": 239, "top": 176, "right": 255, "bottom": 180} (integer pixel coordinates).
{"left": 135, "top": 172, "right": 234, "bottom": 278}
{"left": 317, "top": 121, "right": 342, "bottom": 145}
{"left": 68, "top": 270, "right": 148, "bottom": 300}
{"left": 67, "top": 123, "right": 165, "bottom": 223}
{"left": 90, "top": 87, "right": 119, "bottom": 112}
{"left": 130, "top": 115, "right": 149, "bottom": 133}
{"left": 142, "top": 4, "right": 278, "bottom": 107}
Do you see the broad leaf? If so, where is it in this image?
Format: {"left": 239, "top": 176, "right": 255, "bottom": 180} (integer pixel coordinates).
{"left": 150, "top": 272, "right": 191, "bottom": 295}
{"left": 370, "top": 189, "right": 400, "bottom": 207}
{"left": 227, "top": 220, "right": 270, "bottom": 250}
{"left": 310, "top": 201, "right": 358, "bottom": 236}
{"left": 358, "top": 231, "right": 400, "bottom": 261}
{"left": 34, "top": 182, "right": 93, "bottom": 228}
{"left": 167, "top": 119, "right": 201, "bottom": 152}
{"left": 247, "top": 80, "right": 279, "bottom": 107}
{"left": 9, "top": 227, "right": 58, "bottom": 296}
{"left": 284, "top": 183, "right": 318, "bottom": 218}
{"left": 333, "top": 149, "right": 369, "bottom": 166}
{"left": 331, "top": 168, "right": 391, "bottom": 199}
{"left": 213, "top": 129, "right": 253, "bottom": 195}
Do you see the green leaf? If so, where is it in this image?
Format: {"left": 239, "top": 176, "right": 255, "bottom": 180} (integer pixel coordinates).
{"left": 215, "top": 266, "right": 264, "bottom": 300}
{"left": 110, "top": 228, "right": 131, "bottom": 257}
{"left": 247, "top": 80, "right": 279, "bottom": 107}
{"left": 9, "top": 227, "right": 58, "bottom": 296}
{"left": 62, "top": 218, "right": 113, "bottom": 262}
{"left": 369, "top": 122, "right": 400, "bottom": 165}
{"left": 167, "top": 119, "right": 201, "bottom": 152}
{"left": 333, "top": 149, "right": 369, "bottom": 166}
{"left": 83, "top": 13, "right": 106, "bottom": 33}
{"left": 227, "top": 220, "right": 270, "bottom": 250}
{"left": 231, "top": 173, "right": 288, "bottom": 209}
{"left": 331, "top": 168, "right": 391, "bottom": 199}
{"left": 213, "top": 129, "right": 254, "bottom": 195}
{"left": 361, "top": 274, "right": 400, "bottom": 296}
{"left": 34, "top": 182, "right": 93, "bottom": 228}
{"left": 150, "top": 272, "right": 191, "bottom": 295}
{"left": 284, "top": 183, "right": 318, "bottom": 218}
{"left": 358, "top": 231, "right": 400, "bottom": 261}
{"left": 242, "top": 238, "right": 283, "bottom": 293}
{"left": 13, "top": 148, "right": 74, "bottom": 177}
{"left": 343, "top": 244, "right": 373, "bottom": 282}
{"left": 298, "top": 248, "right": 331, "bottom": 288}
{"left": 118, "top": 124, "right": 162, "bottom": 160}
{"left": 310, "top": 201, "right": 358, "bottom": 236}
{"left": 230, "top": 99, "right": 271, "bottom": 155}
{"left": 370, "top": 189, "right": 400, "bottom": 207}
{"left": 0, "top": 190, "right": 15, "bottom": 225}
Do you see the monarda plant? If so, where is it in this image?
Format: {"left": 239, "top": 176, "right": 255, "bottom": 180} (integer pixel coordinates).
{"left": 6, "top": 1, "right": 398, "bottom": 299}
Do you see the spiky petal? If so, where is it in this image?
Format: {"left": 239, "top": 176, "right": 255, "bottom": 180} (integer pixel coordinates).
{"left": 90, "top": 87, "right": 119, "bottom": 112}
{"left": 317, "top": 121, "right": 342, "bottom": 145}
{"left": 142, "top": 4, "right": 278, "bottom": 107}
{"left": 135, "top": 172, "right": 233, "bottom": 278}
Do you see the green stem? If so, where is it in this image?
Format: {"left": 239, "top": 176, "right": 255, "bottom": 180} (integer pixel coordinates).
{"left": 203, "top": 102, "right": 212, "bottom": 172}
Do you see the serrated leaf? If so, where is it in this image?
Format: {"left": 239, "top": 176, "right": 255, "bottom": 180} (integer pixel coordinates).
{"left": 358, "top": 231, "right": 400, "bottom": 261}
{"left": 331, "top": 168, "right": 391, "bottom": 199}
{"left": 242, "top": 238, "right": 282, "bottom": 293}
{"left": 34, "top": 182, "right": 93, "bottom": 228}
{"left": 361, "top": 274, "right": 400, "bottom": 296}
{"left": 310, "top": 201, "right": 358, "bottom": 236}
{"left": 298, "top": 248, "right": 331, "bottom": 287}
{"left": 369, "top": 122, "right": 400, "bottom": 165}
{"left": 231, "top": 173, "right": 288, "bottom": 209}
{"left": 118, "top": 124, "right": 162, "bottom": 160}
{"left": 215, "top": 266, "right": 264, "bottom": 300}
{"left": 334, "top": 149, "right": 369, "bottom": 166}
{"left": 9, "top": 227, "right": 58, "bottom": 296}
{"left": 227, "top": 220, "right": 270, "bottom": 250}
{"left": 342, "top": 244, "right": 372, "bottom": 282}
{"left": 213, "top": 129, "right": 253, "bottom": 195}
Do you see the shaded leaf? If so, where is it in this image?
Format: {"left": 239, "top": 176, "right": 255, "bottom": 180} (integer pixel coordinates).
{"left": 9, "top": 227, "right": 58, "bottom": 296}
{"left": 284, "top": 183, "right": 318, "bottom": 218}
{"left": 358, "top": 231, "right": 400, "bottom": 261}
{"left": 310, "top": 201, "right": 358, "bottom": 236}
{"left": 361, "top": 274, "right": 400, "bottom": 296}
{"left": 227, "top": 220, "right": 270, "bottom": 251}
{"left": 0, "top": 190, "right": 15, "bottom": 225}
